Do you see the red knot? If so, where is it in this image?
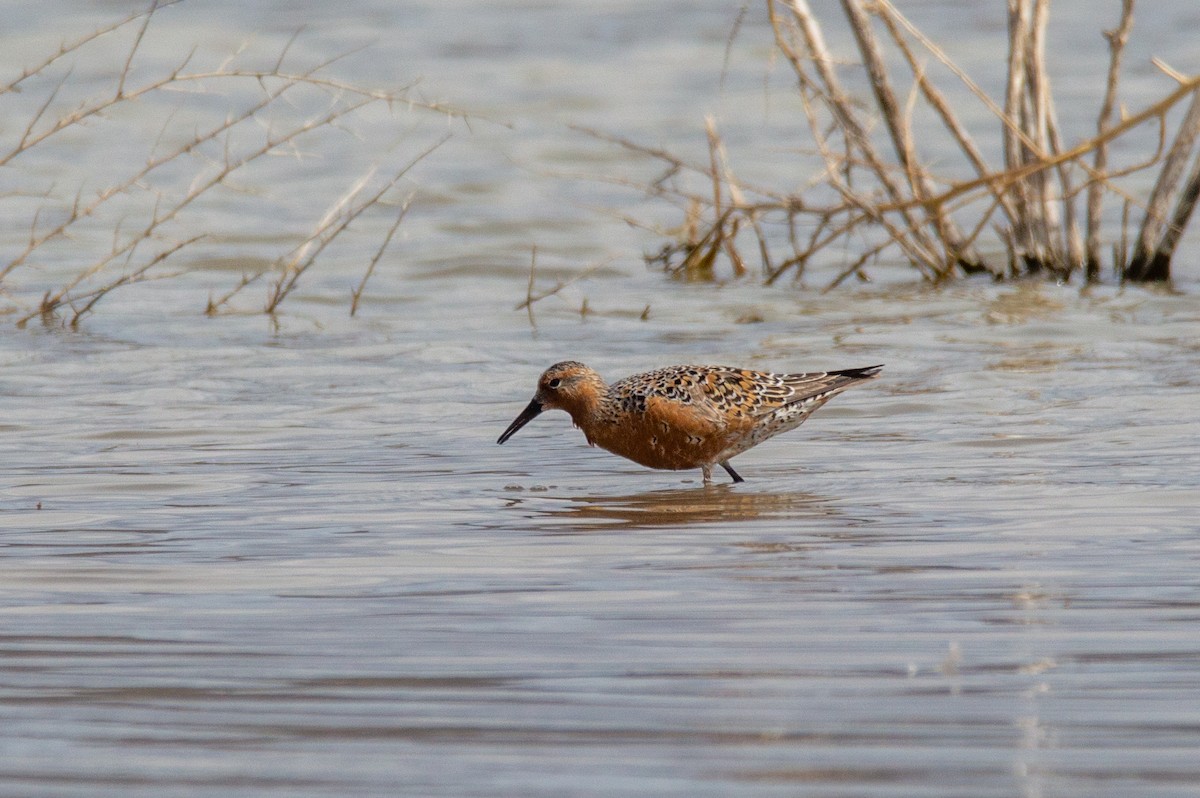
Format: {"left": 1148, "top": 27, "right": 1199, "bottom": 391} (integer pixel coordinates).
{"left": 498, "top": 361, "right": 882, "bottom": 484}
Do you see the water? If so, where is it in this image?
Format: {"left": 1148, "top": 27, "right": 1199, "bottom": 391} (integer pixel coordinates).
{"left": 3, "top": 2, "right": 1200, "bottom": 796}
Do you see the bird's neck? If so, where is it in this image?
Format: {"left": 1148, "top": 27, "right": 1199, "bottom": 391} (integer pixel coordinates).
{"left": 564, "top": 383, "right": 612, "bottom": 430}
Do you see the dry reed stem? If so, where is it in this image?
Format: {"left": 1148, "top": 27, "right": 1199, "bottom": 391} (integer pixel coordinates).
{"left": 807, "top": 144, "right": 942, "bottom": 282}
{"left": 841, "top": 0, "right": 980, "bottom": 276}
{"left": 1087, "top": 0, "right": 1134, "bottom": 280}
{"left": 1020, "top": 0, "right": 1083, "bottom": 276}
{"left": 873, "top": 1, "right": 1020, "bottom": 232}
{"left": 1127, "top": 84, "right": 1200, "bottom": 280}
{"left": 704, "top": 116, "right": 750, "bottom": 277}
{"left": 1116, "top": 197, "right": 1131, "bottom": 274}
{"left": 880, "top": 0, "right": 1062, "bottom": 173}
{"left": 770, "top": 0, "right": 941, "bottom": 279}
{"left": 875, "top": 0, "right": 1131, "bottom": 276}
{"left": 1154, "top": 152, "right": 1200, "bottom": 269}
{"left": 851, "top": 4, "right": 1189, "bottom": 280}
{"left": 1026, "top": 0, "right": 1065, "bottom": 271}
{"left": 783, "top": 0, "right": 945, "bottom": 270}
{"left": 1003, "top": 0, "right": 1040, "bottom": 271}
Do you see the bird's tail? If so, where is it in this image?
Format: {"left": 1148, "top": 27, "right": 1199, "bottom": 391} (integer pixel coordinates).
{"left": 829, "top": 364, "right": 884, "bottom": 380}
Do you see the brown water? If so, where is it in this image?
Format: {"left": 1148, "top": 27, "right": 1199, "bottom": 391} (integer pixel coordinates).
{"left": 3, "top": 2, "right": 1200, "bottom": 797}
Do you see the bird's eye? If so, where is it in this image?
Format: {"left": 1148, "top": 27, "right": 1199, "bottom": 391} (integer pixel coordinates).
{"left": 547, "top": 378, "right": 562, "bottom": 389}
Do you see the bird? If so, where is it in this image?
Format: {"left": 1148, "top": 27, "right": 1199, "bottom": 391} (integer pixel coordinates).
{"left": 497, "top": 361, "right": 882, "bottom": 484}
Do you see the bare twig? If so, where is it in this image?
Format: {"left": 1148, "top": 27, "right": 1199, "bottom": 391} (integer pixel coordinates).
{"left": 117, "top": 0, "right": 159, "bottom": 99}
{"left": 350, "top": 195, "right": 413, "bottom": 317}
{"left": 514, "top": 255, "right": 617, "bottom": 311}
{"left": 524, "top": 245, "right": 539, "bottom": 329}
{"left": 206, "top": 271, "right": 267, "bottom": 316}
{"left": 2, "top": 3, "right": 181, "bottom": 95}
{"left": 842, "top": 0, "right": 981, "bottom": 275}
{"left": 68, "top": 235, "right": 204, "bottom": 325}
{"left": 265, "top": 134, "right": 449, "bottom": 313}
{"left": 874, "top": 0, "right": 1018, "bottom": 235}
{"left": 17, "top": 234, "right": 204, "bottom": 327}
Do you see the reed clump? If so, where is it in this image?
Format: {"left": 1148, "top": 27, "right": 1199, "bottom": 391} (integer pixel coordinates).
{"left": 618, "top": 0, "right": 1199, "bottom": 287}
{"left": 1, "top": 3, "right": 461, "bottom": 326}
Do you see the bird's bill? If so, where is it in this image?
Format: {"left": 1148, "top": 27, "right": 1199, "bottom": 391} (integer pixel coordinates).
{"left": 497, "top": 398, "right": 543, "bottom": 444}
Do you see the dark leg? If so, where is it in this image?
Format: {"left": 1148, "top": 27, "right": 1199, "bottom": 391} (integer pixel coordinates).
{"left": 720, "top": 461, "right": 745, "bottom": 483}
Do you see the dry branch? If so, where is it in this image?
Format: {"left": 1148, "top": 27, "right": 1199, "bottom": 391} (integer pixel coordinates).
{"left": 3, "top": 8, "right": 464, "bottom": 323}
{"left": 351, "top": 195, "right": 413, "bottom": 317}
{"left": 608, "top": 0, "right": 1194, "bottom": 286}
{"left": 264, "top": 134, "right": 448, "bottom": 314}
{"left": 1087, "top": 0, "right": 1134, "bottom": 280}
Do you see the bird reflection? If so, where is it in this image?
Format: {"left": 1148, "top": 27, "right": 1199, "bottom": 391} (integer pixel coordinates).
{"left": 506, "top": 484, "right": 843, "bottom": 531}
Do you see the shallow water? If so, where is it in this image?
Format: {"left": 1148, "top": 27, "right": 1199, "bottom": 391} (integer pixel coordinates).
{"left": 3, "top": 2, "right": 1200, "bottom": 797}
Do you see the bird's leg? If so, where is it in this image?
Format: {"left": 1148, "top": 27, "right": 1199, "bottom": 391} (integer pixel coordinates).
{"left": 701, "top": 464, "right": 713, "bottom": 484}
{"left": 720, "top": 461, "right": 744, "bottom": 483}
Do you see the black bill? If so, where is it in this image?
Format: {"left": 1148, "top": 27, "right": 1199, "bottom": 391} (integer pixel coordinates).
{"left": 497, "top": 398, "right": 543, "bottom": 444}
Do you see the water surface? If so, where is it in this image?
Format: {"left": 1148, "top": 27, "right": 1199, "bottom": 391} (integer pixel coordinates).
{"left": 3, "top": 2, "right": 1200, "bottom": 796}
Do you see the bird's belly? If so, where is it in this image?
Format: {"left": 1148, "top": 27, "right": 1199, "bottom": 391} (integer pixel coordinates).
{"left": 586, "top": 417, "right": 732, "bottom": 471}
